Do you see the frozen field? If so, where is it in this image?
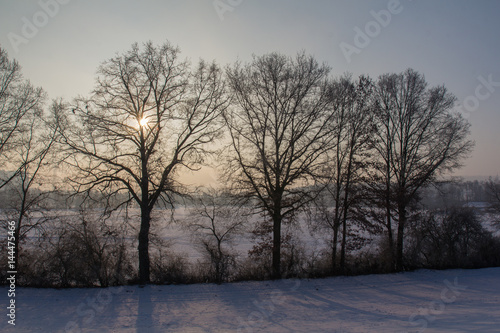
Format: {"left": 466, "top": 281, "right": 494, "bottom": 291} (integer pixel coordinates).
{"left": 2, "top": 267, "right": 500, "bottom": 332}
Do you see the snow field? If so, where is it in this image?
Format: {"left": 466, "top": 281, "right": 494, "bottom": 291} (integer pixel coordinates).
{"left": 1, "top": 267, "right": 499, "bottom": 332}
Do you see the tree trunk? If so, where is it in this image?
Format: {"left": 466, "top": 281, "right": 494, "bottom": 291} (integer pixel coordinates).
{"left": 385, "top": 170, "right": 395, "bottom": 271}
{"left": 331, "top": 179, "right": 342, "bottom": 274}
{"left": 216, "top": 239, "right": 223, "bottom": 284}
{"left": 386, "top": 211, "right": 395, "bottom": 271}
{"left": 340, "top": 151, "right": 354, "bottom": 274}
{"left": 340, "top": 217, "right": 347, "bottom": 274}
{"left": 138, "top": 205, "right": 151, "bottom": 284}
{"left": 332, "top": 223, "right": 338, "bottom": 273}
{"left": 396, "top": 202, "right": 406, "bottom": 271}
{"left": 340, "top": 187, "right": 350, "bottom": 274}
{"left": 138, "top": 129, "right": 151, "bottom": 284}
{"left": 272, "top": 212, "right": 282, "bottom": 279}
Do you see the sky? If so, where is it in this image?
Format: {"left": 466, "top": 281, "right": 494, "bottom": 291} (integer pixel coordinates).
{"left": 0, "top": 0, "right": 499, "bottom": 180}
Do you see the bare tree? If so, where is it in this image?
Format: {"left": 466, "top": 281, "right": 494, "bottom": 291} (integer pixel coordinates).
{"left": 187, "top": 187, "right": 247, "bottom": 283}
{"left": 0, "top": 47, "right": 45, "bottom": 189}
{"left": 320, "top": 74, "right": 373, "bottom": 273}
{"left": 370, "top": 69, "right": 474, "bottom": 271}
{"left": 2, "top": 100, "right": 60, "bottom": 271}
{"left": 486, "top": 177, "right": 500, "bottom": 222}
{"left": 224, "top": 52, "right": 334, "bottom": 279}
{"left": 0, "top": 48, "right": 57, "bottom": 272}
{"left": 58, "top": 41, "right": 228, "bottom": 283}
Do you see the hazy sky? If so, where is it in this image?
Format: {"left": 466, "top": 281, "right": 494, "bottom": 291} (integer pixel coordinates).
{"left": 1, "top": 0, "right": 499, "bottom": 179}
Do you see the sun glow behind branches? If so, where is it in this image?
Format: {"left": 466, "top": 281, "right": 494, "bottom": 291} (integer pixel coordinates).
{"left": 139, "top": 117, "right": 148, "bottom": 127}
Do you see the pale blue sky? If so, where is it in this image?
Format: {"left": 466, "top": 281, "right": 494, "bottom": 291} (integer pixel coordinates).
{"left": 1, "top": 0, "right": 499, "bottom": 178}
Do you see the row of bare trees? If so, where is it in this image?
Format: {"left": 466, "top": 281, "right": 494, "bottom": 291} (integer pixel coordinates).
{"left": 224, "top": 55, "right": 473, "bottom": 277}
{"left": 1, "top": 41, "right": 476, "bottom": 284}
{"left": 0, "top": 48, "right": 62, "bottom": 272}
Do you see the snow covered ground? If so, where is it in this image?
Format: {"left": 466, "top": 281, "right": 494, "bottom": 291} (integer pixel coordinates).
{"left": 2, "top": 267, "right": 500, "bottom": 332}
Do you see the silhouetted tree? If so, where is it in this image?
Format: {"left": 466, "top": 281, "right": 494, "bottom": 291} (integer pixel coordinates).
{"left": 187, "top": 187, "right": 247, "bottom": 283}
{"left": 407, "top": 207, "right": 493, "bottom": 268}
{"left": 0, "top": 48, "right": 59, "bottom": 273}
{"left": 2, "top": 100, "right": 60, "bottom": 271}
{"left": 486, "top": 177, "right": 500, "bottom": 211}
{"left": 370, "top": 69, "right": 473, "bottom": 271}
{"left": 224, "top": 52, "right": 335, "bottom": 279}
{"left": 0, "top": 47, "right": 45, "bottom": 189}
{"left": 486, "top": 177, "right": 500, "bottom": 226}
{"left": 322, "top": 74, "right": 373, "bottom": 273}
{"left": 58, "top": 41, "right": 228, "bottom": 284}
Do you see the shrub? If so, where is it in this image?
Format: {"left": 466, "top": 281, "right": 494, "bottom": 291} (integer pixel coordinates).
{"left": 406, "top": 207, "right": 499, "bottom": 269}
{"left": 150, "top": 250, "right": 193, "bottom": 284}
{"left": 14, "top": 211, "right": 133, "bottom": 287}
{"left": 248, "top": 220, "right": 308, "bottom": 279}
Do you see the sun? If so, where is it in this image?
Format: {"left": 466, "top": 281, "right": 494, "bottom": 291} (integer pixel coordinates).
{"left": 139, "top": 117, "right": 148, "bottom": 127}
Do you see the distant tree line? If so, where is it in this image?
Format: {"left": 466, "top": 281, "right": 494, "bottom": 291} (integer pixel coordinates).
{"left": 1, "top": 41, "right": 499, "bottom": 287}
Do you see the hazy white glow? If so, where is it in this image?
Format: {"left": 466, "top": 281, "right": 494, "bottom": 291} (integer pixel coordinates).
{"left": 139, "top": 118, "right": 148, "bottom": 127}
